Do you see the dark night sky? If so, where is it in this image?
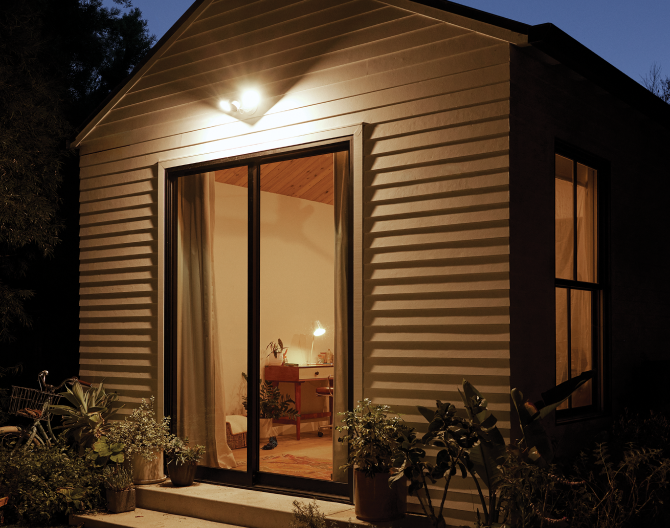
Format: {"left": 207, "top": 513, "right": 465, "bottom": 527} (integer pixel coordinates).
{"left": 111, "top": 0, "right": 669, "bottom": 87}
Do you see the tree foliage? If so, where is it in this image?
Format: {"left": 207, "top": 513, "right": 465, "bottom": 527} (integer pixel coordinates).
{"left": 0, "top": 0, "right": 154, "bottom": 342}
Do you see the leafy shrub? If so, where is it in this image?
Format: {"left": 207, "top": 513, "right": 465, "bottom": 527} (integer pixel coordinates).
{"left": 106, "top": 396, "right": 173, "bottom": 460}
{"left": 165, "top": 436, "right": 206, "bottom": 466}
{"left": 497, "top": 422, "right": 670, "bottom": 527}
{"left": 0, "top": 437, "right": 104, "bottom": 525}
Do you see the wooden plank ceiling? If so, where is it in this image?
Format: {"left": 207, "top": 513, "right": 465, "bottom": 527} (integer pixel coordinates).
{"left": 214, "top": 153, "right": 334, "bottom": 205}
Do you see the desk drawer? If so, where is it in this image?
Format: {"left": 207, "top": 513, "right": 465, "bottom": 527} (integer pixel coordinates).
{"left": 299, "top": 366, "right": 333, "bottom": 380}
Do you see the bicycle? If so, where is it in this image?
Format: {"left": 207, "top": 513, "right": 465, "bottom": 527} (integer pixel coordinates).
{"left": 0, "top": 370, "right": 90, "bottom": 453}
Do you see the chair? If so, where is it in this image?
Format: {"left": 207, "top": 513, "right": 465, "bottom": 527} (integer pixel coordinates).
{"left": 316, "top": 375, "right": 334, "bottom": 437}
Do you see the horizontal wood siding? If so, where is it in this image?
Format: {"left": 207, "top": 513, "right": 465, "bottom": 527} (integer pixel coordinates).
{"left": 78, "top": 0, "right": 510, "bottom": 520}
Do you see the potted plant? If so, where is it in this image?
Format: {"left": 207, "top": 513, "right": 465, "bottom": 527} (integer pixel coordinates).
{"left": 336, "top": 399, "right": 407, "bottom": 522}
{"left": 259, "top": 380, "right": 298, "bottom": 449}
{"left": 103, "top": 466, "right": 135, "bottom": 513}
{"left": 265, "top": 339, "right": 287, "bottom": 366}
{"left": 107, "top": 396, "right": 172, "bottom": 485}
{"left": 165, "top": 436, "right": 206, "bottom": 487}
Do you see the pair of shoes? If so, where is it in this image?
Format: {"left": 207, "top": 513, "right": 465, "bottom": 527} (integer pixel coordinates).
{"left": 261, "top": 436, "right": 278, "bottom": 450}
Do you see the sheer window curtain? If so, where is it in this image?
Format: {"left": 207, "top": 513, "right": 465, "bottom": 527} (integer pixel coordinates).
{"left": 177, "top": 172, "right": 236, "bottom": 468}
{"left": 333, "top": 150, "right": 350, "bottom": 483}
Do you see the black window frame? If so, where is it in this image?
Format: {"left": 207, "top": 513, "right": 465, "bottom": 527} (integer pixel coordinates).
{"left": 554, "top": 140, "right": 609, "bottom": 423}
{"left": 164, "top": 137, "right": 354, "bottom": 500}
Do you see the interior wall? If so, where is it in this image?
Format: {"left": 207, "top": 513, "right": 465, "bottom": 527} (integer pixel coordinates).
{"left": 213, "top": 182, "right": 335, "bottom": 418}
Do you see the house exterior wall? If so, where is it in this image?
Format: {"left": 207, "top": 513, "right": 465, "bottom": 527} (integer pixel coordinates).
{"left": 77, "top": 0, "right": 511, "bottom": 521}
{"left": 509, "top": 45, "right": 670, "bottom": 448}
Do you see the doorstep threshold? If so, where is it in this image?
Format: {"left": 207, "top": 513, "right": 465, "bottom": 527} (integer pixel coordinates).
{"left": 72, "top": 481, "right": 430, "bottom": 528}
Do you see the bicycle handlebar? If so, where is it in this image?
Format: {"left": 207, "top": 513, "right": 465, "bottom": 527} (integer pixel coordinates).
{"left": 37, "top": 371, "right": 92, "bottom": 393}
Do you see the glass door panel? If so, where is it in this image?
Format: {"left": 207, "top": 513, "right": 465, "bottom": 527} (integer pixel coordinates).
{"left": 176, "top": 167, "right": 248, "bottom": 471}
{"left": 259, "top": 153, "right": 336, "bottom": 481}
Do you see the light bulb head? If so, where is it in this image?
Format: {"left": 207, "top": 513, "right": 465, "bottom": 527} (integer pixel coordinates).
{"left": 313, "top": 320, "right": 326, "bottom": 337}
{"left": 241, "top": 89, "right": 260, "bottom": 110}
{"left": 219, "top": 99, "right": 232, "bottom": 112}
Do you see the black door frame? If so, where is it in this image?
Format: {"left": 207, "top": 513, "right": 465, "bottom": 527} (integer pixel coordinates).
{"left": 164, "top": 137, "right": 354, "bottom": 499}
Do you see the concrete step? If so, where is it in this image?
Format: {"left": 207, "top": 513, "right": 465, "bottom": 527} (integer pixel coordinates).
{"left": 71, "top": 508, "right": 243, "bottom": 528}
{"left": 71, "top": 480, "right": 431, "bottom": 528}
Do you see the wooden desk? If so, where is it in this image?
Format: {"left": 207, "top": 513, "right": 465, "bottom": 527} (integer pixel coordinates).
{"left": 264, "top": 365, "right": 333, "bottom": 440}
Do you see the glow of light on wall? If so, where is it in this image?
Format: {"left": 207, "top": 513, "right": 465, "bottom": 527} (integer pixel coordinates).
{"left": 219, "top": 88, "right": 261, "bottom": 116}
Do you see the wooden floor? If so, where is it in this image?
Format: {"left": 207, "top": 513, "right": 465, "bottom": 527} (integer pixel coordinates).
{"left": 230, "top": 430, "right": 333, "bottom": 479}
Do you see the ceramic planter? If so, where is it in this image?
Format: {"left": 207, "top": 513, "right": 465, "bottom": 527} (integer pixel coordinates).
{"left": 259, "top": 417, "right": 278, "bottom": 440}
{"left": 129, "top": 450, "right": 167, "bottom": 485}
{"left": 354, "top": 470, "right": 407, "bottom": 522}
{"left": 106, "top": 488, "right": 135, "bottom": 513}
{"left": 168, "top": 461, "right": 197, "bottom": 486}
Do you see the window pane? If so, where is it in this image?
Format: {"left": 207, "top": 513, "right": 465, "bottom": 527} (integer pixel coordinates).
{"left": 576, "top": 163, "right": 597, "bottom": 283}
{"left": 556, "top": 287, "right": 569, "bottom": 410}
{"left": 570, "top": 289, "right": 593, "bottom": 407}
{"left": 555, "top": 155, "right": 574, "bottom": 280}
{"left": 177, "top": 168, "right": 248, "bottom": 471}
{"left": 259, "top": 153, "right": 336, "bottom": 481}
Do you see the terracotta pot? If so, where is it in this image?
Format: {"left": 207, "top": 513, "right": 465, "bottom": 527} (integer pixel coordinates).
{"left": 168, "top": 461, "right": 197, "bottom": 487}
{"left": 354, "top": 469, "right": 407, "bottom": 522}
{"left": 106, "top": 488, "right": 135, "bottom": 513}
{"left": 129, "top": 450, "right": 167, "bottom": 485}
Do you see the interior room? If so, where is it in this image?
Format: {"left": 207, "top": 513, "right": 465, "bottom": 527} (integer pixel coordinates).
{"left": 176, "top": 151, "right": 344, "bottom": 481}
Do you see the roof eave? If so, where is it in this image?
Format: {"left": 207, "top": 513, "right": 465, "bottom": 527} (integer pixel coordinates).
{"left": 527, "top": 23, "right": 670, "bottom": 129}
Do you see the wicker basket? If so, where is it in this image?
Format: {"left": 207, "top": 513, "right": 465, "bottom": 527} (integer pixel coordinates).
{"left": 226, "top": 422, "right": 247, "bottom": 450}
{"left": 8, "top": 386, "right": 61, "bottom": 421}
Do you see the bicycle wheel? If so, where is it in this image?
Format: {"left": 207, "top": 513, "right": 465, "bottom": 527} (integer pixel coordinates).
{"left": 0, "top": 426, "right": 40, "bottom": 450}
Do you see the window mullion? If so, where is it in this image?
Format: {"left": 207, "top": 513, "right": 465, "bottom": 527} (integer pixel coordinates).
{"left": 248, "top": 162, "right": 261, "bottom": 477}
{"left": 567, "top": 287, "right": 572, "bottom": 409}
{"left": 573, "top": 159, "right": 578, "bottom": 281}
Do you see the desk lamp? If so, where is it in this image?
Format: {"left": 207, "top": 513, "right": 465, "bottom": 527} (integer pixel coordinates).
{"left": 310, "top": 320, "right": 326, "bottom": 364}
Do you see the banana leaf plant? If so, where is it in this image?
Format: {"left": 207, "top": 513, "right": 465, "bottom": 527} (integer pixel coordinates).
{"left": 48, "top": 381, "right": 122, "bottom": 452}
{"left": 463, "top": 370, "right": 593, "bottom": 527}
{"left": 393, "top": 371, "right": 593, "bottom": 528}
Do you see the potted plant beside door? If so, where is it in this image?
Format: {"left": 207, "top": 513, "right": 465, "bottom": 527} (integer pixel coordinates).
{"left": 165, "top": 436, "right": 206, "bottom": 487}
{"left": 103, "top": 466, "right": 135, "bottom": 513}
{"left": 336, "top": 399, "right": 408, "bottom": 522}
{"left": 107, "top": 396, "right": 173, "bottom": 485}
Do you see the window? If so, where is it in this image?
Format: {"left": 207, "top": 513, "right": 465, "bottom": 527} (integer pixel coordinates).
{"left": 555, "top": 149, "right": 602, "bottom": 415}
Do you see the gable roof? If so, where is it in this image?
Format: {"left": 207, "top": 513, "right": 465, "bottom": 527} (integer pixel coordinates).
{"left": 73, "top": 0, "right": 669, "bottom": 146}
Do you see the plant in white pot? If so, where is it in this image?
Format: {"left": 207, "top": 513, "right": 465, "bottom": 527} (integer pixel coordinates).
{"left": 107, "top": 396, "right": 173, "bottom": 485}
{"left": 265, "top": 339, "right": 287, "bottom": 366}
{"left": 336, "top": 399, "right": 408, "bottom": 523}
{"left": 165, "top": 436, "right": 206, "bottom": 487}
{"left": 103, "top": 466, "right": 135, "bottom": 513}
{"left": 259, "top": 380, "right": 298, "bottom": 450}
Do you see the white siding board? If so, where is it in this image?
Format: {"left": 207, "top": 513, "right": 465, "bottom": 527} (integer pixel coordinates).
{"left": 81, "top": 53, "right": 509, "bottom": 156}
{"left": 77, "top": 1, "right": 511, "bottom": 518}
{"left": 83, "top": 43, "right": 509, "bottom": 149}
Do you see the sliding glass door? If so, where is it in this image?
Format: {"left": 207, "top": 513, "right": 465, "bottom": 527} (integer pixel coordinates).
{"left": 166, "top": 141, "right": 352, "bottom": 496}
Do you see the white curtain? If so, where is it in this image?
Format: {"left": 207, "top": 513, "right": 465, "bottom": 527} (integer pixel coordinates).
{"left": 332, "top": 150, "right": 350, "bottom": 482}
{"left": 177, "top": 172, "right": 236, "bottom": 468}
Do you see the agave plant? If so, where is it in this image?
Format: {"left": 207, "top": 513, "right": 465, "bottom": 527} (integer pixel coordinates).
{"left": 48, "top": 381, "right": 122, "bottom": 451}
